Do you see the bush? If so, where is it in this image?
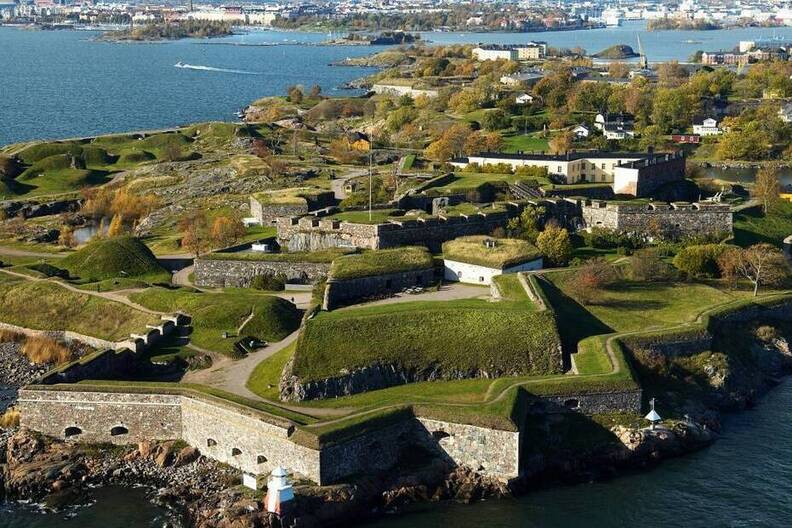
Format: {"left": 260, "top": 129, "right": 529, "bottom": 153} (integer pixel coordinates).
{"left": 673, "top": 244, "right": 730, "bottom": 278}
{"left": 581, "top": 227, "right": 643, "bottom": 251}
{"left": 630, "top": 248, "right": 676, "bottom": 282}
{"left": 0, "top": 408, "right": 20, "bottom": 428}
{"left": 251, "top": 272, "right": 286, "bottom": 291}
{"left": 21, "top": 336, "right": 73, "bottom": 365}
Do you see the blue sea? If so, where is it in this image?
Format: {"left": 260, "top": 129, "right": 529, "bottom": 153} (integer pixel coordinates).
{"left": 5, "top": 19, "right": 792, "bottom": 527}
{"left": 4, "top": 21, "right": 792, "bottom": 145}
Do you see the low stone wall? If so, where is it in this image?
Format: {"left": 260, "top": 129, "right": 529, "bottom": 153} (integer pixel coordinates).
{"left": 415, "top": 417, "right": 520, "bottom": 480}
{"left": 0, "top": 321, "right": 117, "bottom": 351}
{"left": 17, "top": 389, "right": 182, "bottom": 444}
{"left": 621, "top": 329, "right": 713, "bottom": 358}
{"left": 322, "top": 268, "right": 435, "bottom": 310}
{"left": 194, "top": 257, "right": 330, "bottom": 288}
{"left": 581, "top": 200, "right": 732, "bottom": 238}
{"left": 42, "top": 349, "right": 140, "bottom": 385}
{"left": 543, "top": 389, "right": 642, "bottom": 414}
{"left": 180, "top": 395, "right": 320, "bottom": 482}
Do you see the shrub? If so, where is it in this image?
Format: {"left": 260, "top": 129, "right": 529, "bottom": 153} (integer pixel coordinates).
{"left": 21, "top": 336, "right": 73, "bottom": 365}
{"left": 0, "top": 408, "right": 20, "bottom": 428}
{"left": 567, "top": 258, "right": 620, "bottom": 304}
{"left": 631, "top": 248, "right": 676, "bottom": 282}
{"left": 673, "top": 244, "right": 730, "bottom": 278}
{"left": 251, "top": 272, "right": 286, "bottom": 291}
{"left": 581, "top": 227, "right": 643, "bottom": 251}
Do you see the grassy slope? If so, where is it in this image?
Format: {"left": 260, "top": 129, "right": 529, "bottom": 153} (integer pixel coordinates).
{"left": 60, "top": 236, "right": 170, "bottom": 282}
{"left": 733, "top": 201, "right": 792, "bottom": 248}
{"left": 0, "top": 275, "right": 156, "bottom": 341}
{"left": 330, "top": 247, "right": 433, "bottom": 280}
{"left": 443, "top": 236, "right": 541, "bottom": 268}
{"left": 292, "top": 296, "right": 561, "bottom": 382}
{"left": 129, "top": 287, "right": 301, "bottom": 354}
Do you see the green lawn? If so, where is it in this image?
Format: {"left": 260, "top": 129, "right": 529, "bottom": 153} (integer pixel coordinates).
{"left": 129, "top": 287, "right": 301, "bottom": 355}
{"left": 548, "top": 274, "right": 740, "bottom": 333}
{"left": 292, "top": 296, "right": 561, "bottom": 383}
{"left": 733, "top": 201, "right": 792, "bottom": 248}
{"left": 427, "top": 172, "right": 519, "bottom": 193}
{"left": 247, "top": 341, "right": 296, "bottom": 400}
{"left": 330, "top": 246, "right": 433, "bottom": 280}
{"left": 0, "top": 276, "right": 157, "bottom": 341}
{"left": 502, "top": 133, "right": 550, "bottom": 153}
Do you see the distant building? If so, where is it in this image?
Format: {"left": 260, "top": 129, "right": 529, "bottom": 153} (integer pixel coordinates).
{"left": 450, "top": 150, "right": 686, "bottom": 197}
{"left": 692, "top": 117, "right": 721, "bottom": 136}
{"left": 442, "top": 236, "right": 543, "bottom": 285}
{"left": 595, "top": 112, "right": 635, "bottom": 140}
{"left": 473, "top": 43, "right": 546, "bottom": 62}
{"left": 499, "top": 71, "right": 544, "bottom": 86}
{"left": 572, "top": 124, "right": 590, "bottom": 138}
{"left": 515, "top": 93, "right": 534, "bottom": 104}
{"left": 671, "top": 134, "right": 701, "bottom": 144}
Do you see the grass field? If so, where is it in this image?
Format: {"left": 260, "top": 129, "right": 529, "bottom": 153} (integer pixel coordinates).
{"left": 444, "top": 236, "right": 541, "bottom": 269}
{"left": 330, "top": 209, "right": 401, "bottom": 224}
{"left": 502, "top": 132, "right": 550, "bottom": 153}
{"left": 292, "top": 295, "right": 561, "bottom": 383}
{"left": 129, "top": 287, "right": 301, "bottom": 355}
{"left": 733, "top": 201, "right": 792, "bottom": 248}
{"left": 545, "top": 273, "right": 743, "bottom": 334}
{"left": 246, "top": 341, "right": 296, "bottom": 400}
{"left": 330, "top": 247, "right": 433, "bottom": 280}
{"left": 0, "top": 275, "right": 156, "bottom": 341}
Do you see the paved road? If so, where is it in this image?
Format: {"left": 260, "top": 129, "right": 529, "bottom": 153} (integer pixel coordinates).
{"left": 330, "top": 167, "right": 368, "bottom": 200}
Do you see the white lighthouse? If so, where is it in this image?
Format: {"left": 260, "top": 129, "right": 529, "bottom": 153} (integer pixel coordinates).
{"left": 644, "top": 398, "right": 662, "bottom": 430}
{"left": 265, "top": 466, "right": 294, "bottom": 516}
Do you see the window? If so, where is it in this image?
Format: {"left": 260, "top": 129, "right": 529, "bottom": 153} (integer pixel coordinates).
{"left": 601, "top": 163, "right": 605, "bottom": 169}
{"left": 432, "top": 431, "right": 451, "bottom": 441}
{"left": 207, "top": 438, "right": 217, "bottom": 447}
{"left": 557, "top": 165, "right": 562, "bottom": 172}
{"left": 257, "top": 455, "right": 268, "bottom": 464}
{"left": 232, "top": 448, "right": 242, "bottom": 457}
{"left": 479, "top": 276, "right": 484, "bottom": 282}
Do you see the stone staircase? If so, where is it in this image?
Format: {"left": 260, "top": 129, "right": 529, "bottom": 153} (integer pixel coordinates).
{"left": 509, "top": 181, "right": 543, "bottom": 200}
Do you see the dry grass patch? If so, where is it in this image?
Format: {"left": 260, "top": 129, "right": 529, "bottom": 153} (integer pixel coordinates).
{"left": 21, "top": 336, "right": 73, "bottom": 365}
{"left": 0, "top": 407, "right": 20, "bottom": 428}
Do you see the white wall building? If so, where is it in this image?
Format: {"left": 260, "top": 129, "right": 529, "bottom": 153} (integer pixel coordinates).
{"left": 443, "top": 258, "right": 542, "bottom": 285}
{"left": 692, "top": 118, "right": 721, "bottom": 136}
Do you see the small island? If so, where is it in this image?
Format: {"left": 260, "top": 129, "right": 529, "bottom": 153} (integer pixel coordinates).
{"left": 99, "top": 20, "right": 233, "bottom": 42}
{"left": 325, "top": 30, "right": 420, "bottom": 46}
{"left": 593, "top": 44, "right": 639, "bottom": 59}
{"left": 647, "top": 18, "right": 722, "bottom": 31}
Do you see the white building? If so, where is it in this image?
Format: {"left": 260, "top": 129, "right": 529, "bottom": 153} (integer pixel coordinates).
{"left": 442, "top": 237, "right": 543, "bottom": 286}
{"left": 573, "top": 124, "right": 590, "bottom": 138}
{"left": 473, "top": 46, "right": 516, "bottom": 61}
{"left": 515, "top": 93, "right": 534, "bottom": 104}
{"left": 692, "top": 118, "right": 722, "bottom": 136}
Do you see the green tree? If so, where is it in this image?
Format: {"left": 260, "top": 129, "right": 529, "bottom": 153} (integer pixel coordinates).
{"left": 536, "top": 224, "right": 572, "bottom": 266}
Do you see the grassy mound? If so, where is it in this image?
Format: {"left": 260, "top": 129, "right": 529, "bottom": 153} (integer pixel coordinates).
{"left": 443, "top": 236, "right": 542, "bottom": 269}
{"left": 16, "top": 142, "right": 82, "bottom": 164}
{"left": 330, "top": 247, "right": 434, "bottom": 280}
{"left": 130, "top": 287, "right": 301, "bottom": 355}
{"left": 293, "top": 298, "right": 562, "bottom": 383}
{"left": 0, "top": 276, "right": 156, "bottom": 341}
{"left": 80, "top": 146, "right": 115, "bottom": 166}
{"left": 118, "top": 150, "right": 156, "bottom": 164}
{"left": 19, "top": 154, "right": 74, "bottom": 178}
{"left": 60, "top": 236, "right": 170, "bottom": 282}
{"left": 204, "top": 248, "right": 354, "bottom": 263}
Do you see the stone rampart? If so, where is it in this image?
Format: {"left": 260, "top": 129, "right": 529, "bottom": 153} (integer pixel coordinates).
{"left": 542, "top": 389, "right": 642, "bottom": 414}
{"left": 0, "top": 321, "right": 118, "bottom": 351}
{"left": 17, "top": 389, "right": 182, "bottom": 444}
{"left": 322, "top": 268, "right": 435, "bottom": 310}
{"left": 251, "top": 192, "right": 336, "bottom": 225}
{"left": 581, "top": 200, "right": 732, "bottom": 238}
{"left": 194, "top": 257, "right": 330, "bottom": 287}
{"left": 415, "top": 417, "right": 521, "bottom": 480}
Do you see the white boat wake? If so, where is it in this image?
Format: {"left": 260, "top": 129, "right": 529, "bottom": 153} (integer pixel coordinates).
{"left": 174, "top": 62, "right": 261, "bottom": 75}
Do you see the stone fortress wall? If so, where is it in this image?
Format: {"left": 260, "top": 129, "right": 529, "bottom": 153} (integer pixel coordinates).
{"left": 17, "top": 388, "right": 528, "bottom": 484}
{"left": 193, "top": 257, "right": 330, "bottom": 287}
{"left": 323, "top": 268, "right": 436, "bottom": 310}
{"left": 580, "top": 200, "right": 733, "bottom": 237}
{"left": 250, "top": 192, "right": 336, "bottom": 225}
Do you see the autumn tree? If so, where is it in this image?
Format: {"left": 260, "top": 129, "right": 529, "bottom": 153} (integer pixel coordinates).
{"left": 180, "top": 210, "right": 210, "bottom": 257}
{"left": 567, "top": 258, "right": 619, "bottom": 304}
{"left": 536, "top": 224, "right": 573, "bottom": 266}
{"left": 608, "top": 62, "right": 630, "bottom": 79}
{"left": 309, "top": 84, "right": 322, "bottom": 98}
{"left": 58, "top": 226, "right": 76, "bottom": 248}
{"left": 548, "top": 131, "right": 574, "bottom": 155}
{"left": 328, "top": 138, "right": 360, "bottom": 164}
{"left": 753, "top": 165, "right": 781, "bottom": 213}
{"left": 211, "top": 215, "right": 247, "bottom": 249}
{"left": 718, "top": 244, "right": 789, "bottom": 296}
{"left": 106, "top": 214, "right": 125, "bottom": 238}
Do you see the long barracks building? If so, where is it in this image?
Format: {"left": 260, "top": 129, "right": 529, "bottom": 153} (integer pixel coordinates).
{"left": 450, "top": 150, "right": 686, "bottom": 197}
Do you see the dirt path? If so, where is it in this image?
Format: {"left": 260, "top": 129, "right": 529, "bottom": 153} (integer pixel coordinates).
{"left": 336, "top": 282, "right": 490, "bottom": 311}
{"left": 0, "top": 246, "right": 67, "bottom": 259}
{"left": 0, "top": 268, "right": 165, "bottom": 315}
{"left": 172, "top": 265, "right": 194, "bottom": 287}
{"left": 330, "top": 167, "right": 368, "bottom": 200}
